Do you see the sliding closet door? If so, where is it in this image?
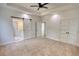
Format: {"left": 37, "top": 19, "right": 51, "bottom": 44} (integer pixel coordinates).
{"left": 23, "top": 18, "right": 32, "bottom": 39}
{"left": 12, "top": 18, "right": 24, "bottom": 40}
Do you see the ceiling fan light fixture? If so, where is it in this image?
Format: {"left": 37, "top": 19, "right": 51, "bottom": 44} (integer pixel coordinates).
{"left": 30, "top": 3, "right": 48, "bottom": 10}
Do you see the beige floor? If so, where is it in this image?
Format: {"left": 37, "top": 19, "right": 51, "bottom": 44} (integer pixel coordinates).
{"left": 0, "top": 38, "right": 79, "bottom": 56}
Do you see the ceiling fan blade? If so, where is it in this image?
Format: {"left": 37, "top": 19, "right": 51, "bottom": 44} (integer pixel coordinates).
{"left": 30, "top": 5, "right": 38, "bottom": 7}
{"left": 42, "top": 3, "right": 48, "bottom": 5}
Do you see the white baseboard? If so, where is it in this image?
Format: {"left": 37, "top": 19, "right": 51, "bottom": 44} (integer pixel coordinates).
{"left": 0, "top": 37, "right": 34, "bottom": 46}
{"left": 0, "top": 39, "right": 23, "bottom": 46}
{"left": 46, "top": 36, "right": 79, "bottom": 47}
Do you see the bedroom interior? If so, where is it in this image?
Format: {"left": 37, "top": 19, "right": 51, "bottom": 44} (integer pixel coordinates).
{"left": 0, "top": 3, "right": 79, "bottom": 56}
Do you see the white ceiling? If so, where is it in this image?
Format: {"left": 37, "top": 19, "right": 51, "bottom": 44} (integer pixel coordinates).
{"left": 3, "top": 3, "right": 79, "bottom": 16}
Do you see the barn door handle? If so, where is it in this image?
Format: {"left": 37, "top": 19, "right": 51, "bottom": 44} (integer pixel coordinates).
{"left": 66, "top": 32, "right": 69, "bottom": 34}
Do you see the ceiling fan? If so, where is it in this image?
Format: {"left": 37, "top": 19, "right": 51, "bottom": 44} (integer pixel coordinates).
{"left": 30, "top": 3, "right": 48, "bottom": 10}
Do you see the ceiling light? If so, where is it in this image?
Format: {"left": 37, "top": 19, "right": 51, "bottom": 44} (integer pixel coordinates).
{"left": 52, "top": 14, "right": 60, "bottom": 20}
{"left": 51, "top": 14, "right": 60, "bottom": 23}
{"left": 22, "top": 14, "right": 30, "bottom": 19}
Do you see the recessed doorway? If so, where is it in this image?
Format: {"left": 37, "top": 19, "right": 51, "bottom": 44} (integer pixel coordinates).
{"left": 12, "top": 17, "right": 24, "bottom": 40}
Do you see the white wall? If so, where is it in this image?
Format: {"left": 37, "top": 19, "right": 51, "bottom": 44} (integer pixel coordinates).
{"left": 41, "top": 5, "right": 79, "bottom": 46}
{"left": 0, "top": 5, "right": 41, "bottom": 45}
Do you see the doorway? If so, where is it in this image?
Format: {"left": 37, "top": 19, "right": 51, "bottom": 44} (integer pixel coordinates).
{"left": 35, "top": 22, "right": 46, "bottom": 38}
{"left": 12, "top": 17, "right": 24, "bottom": 40}
{"left": 41, "top": 22, "right": 46, "bottom": 37}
